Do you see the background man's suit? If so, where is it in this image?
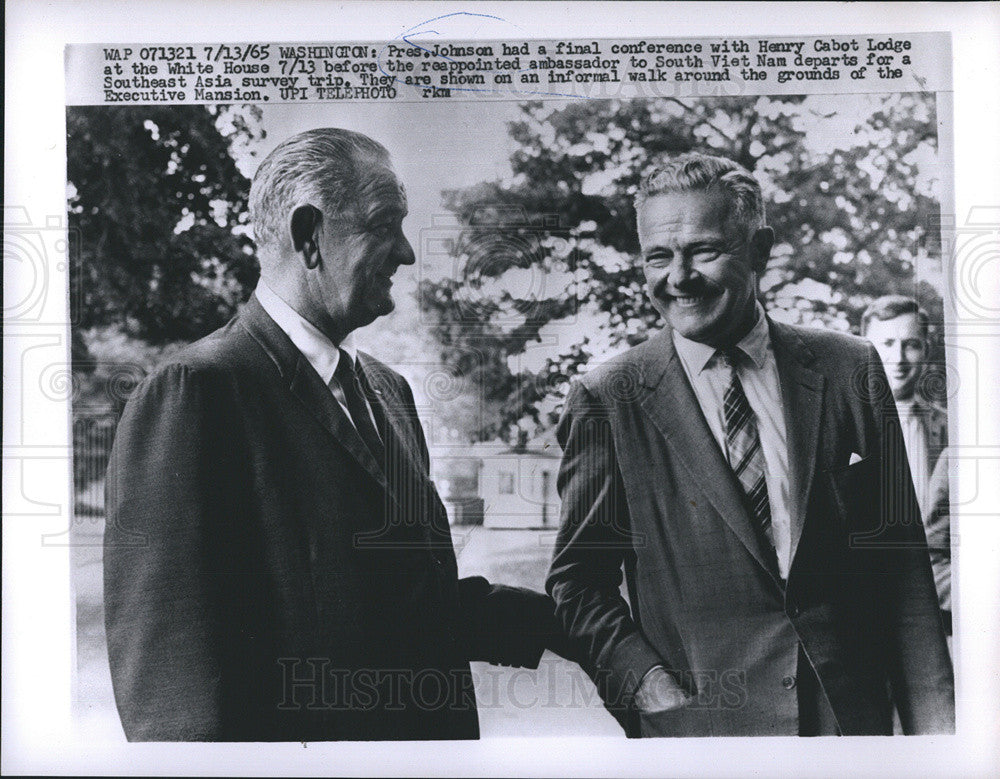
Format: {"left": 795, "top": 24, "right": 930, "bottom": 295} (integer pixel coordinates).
{"left": 899, "top": 399, "right": 951, "bottom": 629}
{"left": 546, "top": 319, "right": 954, "bottom": 736}
{"left": 104, "top": 295, "right": 558, "bottom": 741}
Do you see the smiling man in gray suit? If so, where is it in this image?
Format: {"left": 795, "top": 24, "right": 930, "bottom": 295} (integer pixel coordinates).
{"left": 546, "top": 152, "right": 954, "bottom": 737}
{"left": 104, "top": 128, "right": 567, "bottom": 741}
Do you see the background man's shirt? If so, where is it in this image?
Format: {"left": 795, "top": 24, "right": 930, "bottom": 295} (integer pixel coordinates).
{"left": 895, "top": 398, "right": 938, "bottom": 516}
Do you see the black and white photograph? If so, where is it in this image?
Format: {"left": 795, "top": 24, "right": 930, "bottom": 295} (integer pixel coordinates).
{"left": 68, "top": 90, "right": 958, "bottom": 741}
{"left": 5, "top": 2, "right": 1000, "bottom": 777}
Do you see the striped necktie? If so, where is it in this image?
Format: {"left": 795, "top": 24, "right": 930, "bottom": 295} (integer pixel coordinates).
{"left": 719, "top": 349, "right": 779, "bottom": 571}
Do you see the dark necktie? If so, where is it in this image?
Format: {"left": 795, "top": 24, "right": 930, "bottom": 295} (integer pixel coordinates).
{"left": 333, "top": 349, "right": 385, "bottom": 466}
{"left": 719, "top": 349, "right": 779, "bottom": 572}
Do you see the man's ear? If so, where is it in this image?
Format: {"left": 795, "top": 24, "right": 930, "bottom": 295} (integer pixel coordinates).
{"left": 289, "top": 204, "right": 321, "bottom": 269}
{"left": 749, "top": 226, "right": 774, "bottom": 273}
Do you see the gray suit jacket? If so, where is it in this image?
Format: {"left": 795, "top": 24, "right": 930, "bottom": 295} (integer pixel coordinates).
{"left": 546, "top": 319, "right": 954, "bottom": 736}
{"left": 908, "top": 400, "right": 951, "bottom": 618}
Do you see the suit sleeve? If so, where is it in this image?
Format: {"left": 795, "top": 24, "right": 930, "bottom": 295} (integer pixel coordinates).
{"left": 923, "top": 447, "right": 952, "bottom": 620}
{"left": 103, "top": 364, "right": 240, "bottom": 740}
{"left": 546, "top": 381, "right": 664, "bottom": 716}
{"left": 391, "top": 372, "right": 568, "bottom": 669}
{"left": 864, "top": 347, "right": 955, "bottom": 734}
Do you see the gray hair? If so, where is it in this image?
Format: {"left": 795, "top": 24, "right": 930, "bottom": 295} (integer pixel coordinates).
{"left": 636, "top": 152, "right": 766, "bottom": 239}
{"left": 249, "top": 128, "right": 390, "bottom": 255}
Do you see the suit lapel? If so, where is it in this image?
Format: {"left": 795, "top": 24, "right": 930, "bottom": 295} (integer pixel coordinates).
{"left": 239, "top": 294, "right": 392, "bottom": 496}
{"left": 638, "top": 330, "right": 783, "bottom": 584}
{"left": 357, "top": 354, "right": 452, "bottom": 547}
{"left": 357, "top": 355, "right": 426, "bottom": 473}
{"left": 287, "top": 355, "right": 392, "bottom": 494}
{"left": 769, "top": 320, "right": 825, "bottom": 568}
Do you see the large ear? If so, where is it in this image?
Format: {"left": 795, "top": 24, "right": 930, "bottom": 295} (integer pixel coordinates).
{"left": 289, "top": 204, "right": 321, "bottom": 269}
{"left": 749, "top": 226, "right": 774, "bottom": 273}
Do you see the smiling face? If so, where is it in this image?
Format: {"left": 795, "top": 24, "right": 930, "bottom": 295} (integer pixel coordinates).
{"left": 310, "top": 162, "right": 415, "bottom": 336}
{"left": 638, "top": 188, "right": 771, "bottom": 348}
{"left": 865, "top": 312, "right": 927, "bottom": 401}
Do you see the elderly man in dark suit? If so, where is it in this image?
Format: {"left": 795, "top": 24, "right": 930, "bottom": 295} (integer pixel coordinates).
{"left": 104, "top": 128, "right": 565, "bottom": 741}
{"left": 546, "top": 152, "right": 954, "bottom": 737}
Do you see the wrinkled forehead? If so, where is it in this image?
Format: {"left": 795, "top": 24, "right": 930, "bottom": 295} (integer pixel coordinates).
{"left": 637, "top": 187, "right": 739, "bottom": 240}
{"left": 353, "top": 162, "right": 407, "bottom": 220}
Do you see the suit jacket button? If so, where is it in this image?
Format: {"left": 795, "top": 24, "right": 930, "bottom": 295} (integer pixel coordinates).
{"left": 782, "top": 675, "right": 797, "bottom": 690}
{"left": 787, "top": 601, "right": 800, "bottom": 618}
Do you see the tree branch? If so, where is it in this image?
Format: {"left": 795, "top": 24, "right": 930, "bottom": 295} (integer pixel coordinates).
{"left": 665, "top": 98, "right": 735, "bottom": 147}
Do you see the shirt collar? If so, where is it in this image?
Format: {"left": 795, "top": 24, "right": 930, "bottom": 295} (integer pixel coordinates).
{"left": 672, "top": 302, "right": 771, "bottom": 374}
{"left": 896, "top": 396, "right": 930, "bottom": 417}
{"left": 255, "top": 278, "right": 357, "bottom": 385}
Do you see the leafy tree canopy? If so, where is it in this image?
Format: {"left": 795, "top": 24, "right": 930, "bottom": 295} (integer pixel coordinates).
{"left": 67, "top": 104, "right": 263, "bottom": 345}
{"left": 418, "top": 95, "right": 945, "bottom": 444}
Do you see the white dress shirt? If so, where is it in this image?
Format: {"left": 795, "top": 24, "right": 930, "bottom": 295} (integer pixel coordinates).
{"left": 672, "top": 304, "right": 793, "bottom": 579}
{"left": 255, "top": 279, "right": 376, "bottom": 432}
{"left": 895, "top": 399, "right": 931, "bottom": 516}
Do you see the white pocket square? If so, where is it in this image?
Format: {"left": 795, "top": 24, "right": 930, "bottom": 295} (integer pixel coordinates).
{"left": 849, "top": 452, "right": 863, "bottom": 465}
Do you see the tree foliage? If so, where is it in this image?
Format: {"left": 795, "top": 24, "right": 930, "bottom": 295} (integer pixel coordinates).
{"left": 417, "top": 95, "right": 944, "bottom": 443}
{"left": 67, "top": 105, "right": 263, "bottom": 345}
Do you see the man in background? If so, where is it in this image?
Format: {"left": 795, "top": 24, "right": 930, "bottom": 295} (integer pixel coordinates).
{"left": 862, "top": 295, "right": 952, "bottom": 638}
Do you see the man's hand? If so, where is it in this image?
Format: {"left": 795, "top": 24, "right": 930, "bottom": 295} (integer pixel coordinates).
{"left": 633, "top": 666, "right": 694, "bottom": 713}
{"left": 459, "top": 577, "right": 581, "bottom": 669}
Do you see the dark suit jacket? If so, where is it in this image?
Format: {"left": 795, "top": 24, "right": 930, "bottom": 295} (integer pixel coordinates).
{"left": 546, "top": 319, "right": 954, "bottom": 737}
{"left": 104, "top": 295, "right": 559, "bottom": 741}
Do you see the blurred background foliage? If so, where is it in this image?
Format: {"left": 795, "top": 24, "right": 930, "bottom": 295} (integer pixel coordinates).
{"left": 68, "top": 104, "right": 262, "bottom": 351}
{"left": 416, "top": 94, "right": 946, "bottom": 444}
